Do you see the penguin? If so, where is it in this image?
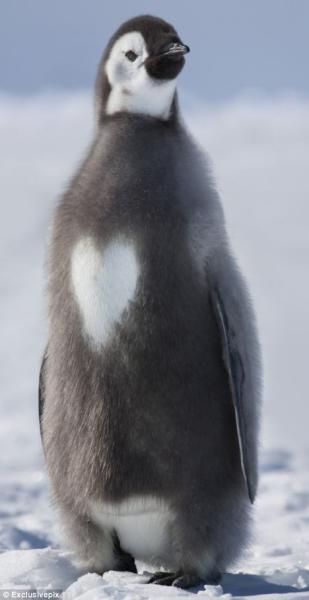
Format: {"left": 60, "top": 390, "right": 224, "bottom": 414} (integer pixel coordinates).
{"left": 39, "top": 15, "right": 261, "bottom": 589}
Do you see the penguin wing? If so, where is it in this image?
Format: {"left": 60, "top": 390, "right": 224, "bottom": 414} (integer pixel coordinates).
{"left": 208, "top": 253, "right": 261, "bottom": 504}
{"left": 38, "top": 349, "right": 48, "bottom": 442}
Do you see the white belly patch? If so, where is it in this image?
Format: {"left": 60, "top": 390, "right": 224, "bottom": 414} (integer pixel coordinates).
{"left": 89, "top": 497, "right": 171, "bottom": 562}
{"left": 71, "top": 236, "right": 139, "bottom": 349}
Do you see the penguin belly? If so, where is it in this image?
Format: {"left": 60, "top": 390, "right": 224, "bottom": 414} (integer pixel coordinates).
{"left": 89, "top": 497, "right": 171, "bottom": 562}
{"left": 65, "top": 226, "right": 244, "bottom": 576}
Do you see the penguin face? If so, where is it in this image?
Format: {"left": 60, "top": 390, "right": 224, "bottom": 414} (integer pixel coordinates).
{"left": 96, "top": 15, "right": 190, "bottom": 122}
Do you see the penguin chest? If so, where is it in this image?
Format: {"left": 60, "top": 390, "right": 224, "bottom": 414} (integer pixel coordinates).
{"left": 90, "top": 497, "right": 171, "bottom": 561}
{"left": 71, "top": 236, "right": 139, "bottom": 349}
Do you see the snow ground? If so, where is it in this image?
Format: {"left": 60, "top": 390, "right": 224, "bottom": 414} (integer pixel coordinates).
{"left": 0, "top": 92, "right": 308, "bottom": 597}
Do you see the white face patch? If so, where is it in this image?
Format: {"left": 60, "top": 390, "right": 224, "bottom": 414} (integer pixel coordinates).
{"left": 105, "top": 31, "right": 177, "bottom": 120}
{"left": 71, "top": 237, "right": 139, "bottom": 349}
{"left": 90, "top": 497, "right": 172, "bottom": 563}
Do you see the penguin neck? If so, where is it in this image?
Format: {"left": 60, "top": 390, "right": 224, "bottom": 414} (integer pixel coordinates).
{"left": 106, "top": 80, "right": 177, "bottom": 121}
{"left": 99, "top": 92, "right": 181, "bottom": 127}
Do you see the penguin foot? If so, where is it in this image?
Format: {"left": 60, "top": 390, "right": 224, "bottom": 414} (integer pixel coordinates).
{"left": 116, "top": 551, "right": 137, "bottom": 573}
{"left": 148, "top": 571, "right": 202, "bottom": 588}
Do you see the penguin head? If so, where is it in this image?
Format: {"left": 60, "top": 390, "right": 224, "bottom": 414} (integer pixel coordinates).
{"left": 96, "top": 15, "right": 190, "bottom": 123}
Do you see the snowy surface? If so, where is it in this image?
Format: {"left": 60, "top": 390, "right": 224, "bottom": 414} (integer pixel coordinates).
{"left": 0, "top": 92, "right": 308, "bottom": 597}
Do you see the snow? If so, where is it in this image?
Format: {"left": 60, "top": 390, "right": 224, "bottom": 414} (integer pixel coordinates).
{"left": 0, "top": 91, "right": 309, "bottom": 598}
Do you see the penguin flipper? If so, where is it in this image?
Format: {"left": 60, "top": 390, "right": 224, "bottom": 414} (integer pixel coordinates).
{"left": 39, "top": 348, "right": 48, "bottom": 442}
{"left": 211, "top": 287, "right": 255, "bottom": 504}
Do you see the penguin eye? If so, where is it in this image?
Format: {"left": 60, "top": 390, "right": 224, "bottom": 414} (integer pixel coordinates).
{"left": 125, "top": 50, "right": 138, "bottom": 62}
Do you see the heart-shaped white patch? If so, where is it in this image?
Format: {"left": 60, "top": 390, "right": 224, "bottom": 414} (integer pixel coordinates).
{"left": 71, "top": 236, "right": 139, "bottom": 349}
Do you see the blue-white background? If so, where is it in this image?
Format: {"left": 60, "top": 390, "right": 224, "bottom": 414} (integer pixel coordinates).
{"left": 1, "top": 0, "right": 309, "bottom": 100}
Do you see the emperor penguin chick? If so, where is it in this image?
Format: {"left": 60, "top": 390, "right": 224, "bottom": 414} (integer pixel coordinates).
{"left": 40, "top": 15, "right": 261, "bottom": 589}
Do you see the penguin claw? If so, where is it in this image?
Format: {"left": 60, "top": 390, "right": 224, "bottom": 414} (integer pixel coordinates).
{"left": 148, "top": 572, "right": 176, "bottom": 585}
{"left": 148, "top": 571, "right": 202, "bottom": 588}
{"left": 172, "top": 574, "right": 202, "bottom": 589}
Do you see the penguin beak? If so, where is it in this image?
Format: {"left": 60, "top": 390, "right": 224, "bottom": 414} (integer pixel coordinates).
{"left": 158, "top": 42, "right": 190, "bottom": 58}
{"left": 146, "top": 40, "right": 189, "bottom": 80}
